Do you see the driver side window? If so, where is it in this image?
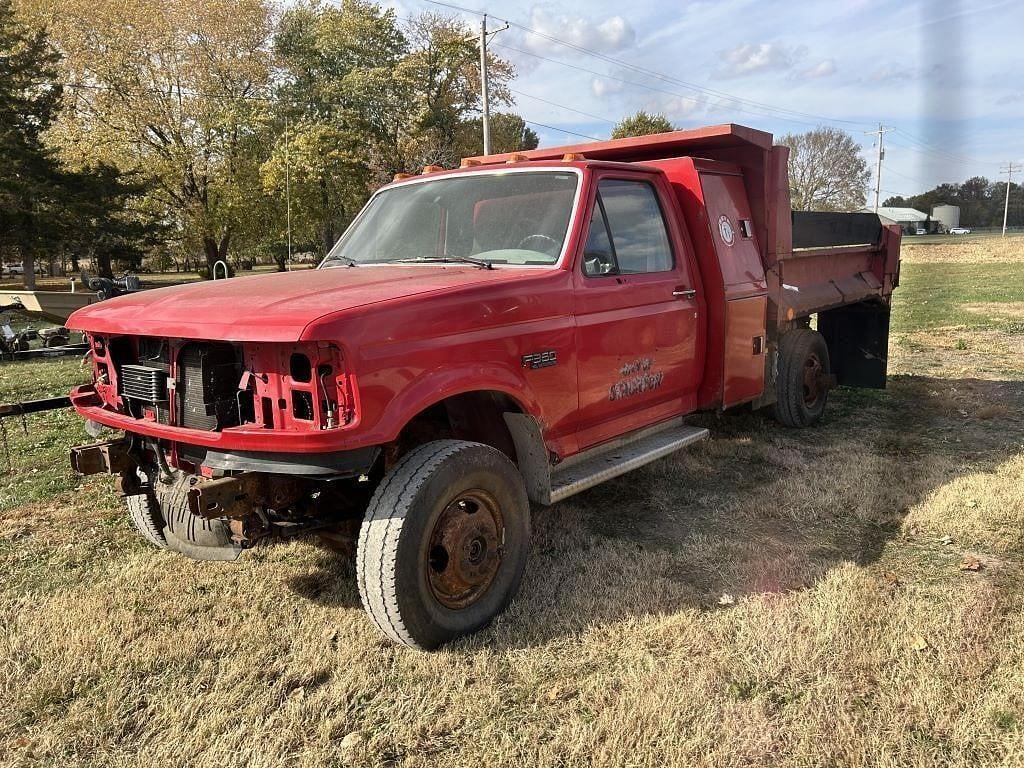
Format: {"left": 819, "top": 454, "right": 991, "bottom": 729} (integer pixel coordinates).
{"left": 583, "top": 179, "right": 674, "bottom": 277}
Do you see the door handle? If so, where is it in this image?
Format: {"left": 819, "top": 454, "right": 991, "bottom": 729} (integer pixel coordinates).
{"left": 672, "top": 288, "right": 697, "bottom": 299}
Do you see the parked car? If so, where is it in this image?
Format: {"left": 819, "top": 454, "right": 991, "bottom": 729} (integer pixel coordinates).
{"left": 949, "top": 227, "right": 972, "bottom": 235}
{"left": 914, "top": 228, "right": 927, "bottom": 235}
{"left": 66, "top": 124, "right": 903, "bottom": 650}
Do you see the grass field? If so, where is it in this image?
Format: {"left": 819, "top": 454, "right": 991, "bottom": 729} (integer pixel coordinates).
{"left": 1, "top": 238, "right": 1023, "bottom": 767}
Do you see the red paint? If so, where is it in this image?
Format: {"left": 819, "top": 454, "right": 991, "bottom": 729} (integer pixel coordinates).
{"left": 67, "top": 124, "right": 899, "bottom": 466}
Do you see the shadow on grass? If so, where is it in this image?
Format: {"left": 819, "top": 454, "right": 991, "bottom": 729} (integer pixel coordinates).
{"left": 494, "top": 375, "right": 1024, "bottom": 648}
{"left": 285, "top": 375, "right": 1024, "bottom": 649}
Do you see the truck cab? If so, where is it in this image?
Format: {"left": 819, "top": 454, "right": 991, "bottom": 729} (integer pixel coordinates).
{"left": 67, "top": 124, "right": 900, "bottom": 649}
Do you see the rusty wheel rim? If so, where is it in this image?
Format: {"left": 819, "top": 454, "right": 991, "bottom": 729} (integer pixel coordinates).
{"left": 426, "top": 489, "right": 504, "bottom": 610}
{"left": 802, "top": 353, "right": 825, "bottom": 406}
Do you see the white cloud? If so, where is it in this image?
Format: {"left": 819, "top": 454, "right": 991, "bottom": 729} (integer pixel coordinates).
{"left": 867, "top": 63, "right": 913, "bottom": 83}
{"left": 591, "top": 78, "right": 625, "bottom": 98}
{"left": 521, "top": 8, "right": 636, "bottom": 56}
{"left": 715, "top": 42, "right": 806, "bottom": 79}
{"left": 797, "top": 59, "right": 837, "bottom": 80}
{"left": 996, "top": 91, "right": 1024, "bottom": 105}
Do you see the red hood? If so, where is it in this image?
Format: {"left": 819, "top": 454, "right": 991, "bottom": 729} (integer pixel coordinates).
{"left": 67, "top": 265, "right": 531, "bottom": 342}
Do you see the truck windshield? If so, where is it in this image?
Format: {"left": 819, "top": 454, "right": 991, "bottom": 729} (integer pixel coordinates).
{"left": 321, "top": 171, "right": 578, "bottom": 268}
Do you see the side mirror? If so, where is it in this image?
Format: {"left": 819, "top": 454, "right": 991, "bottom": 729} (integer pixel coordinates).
{"left": 584, "top": 251, "right": 617, "bottom": 276}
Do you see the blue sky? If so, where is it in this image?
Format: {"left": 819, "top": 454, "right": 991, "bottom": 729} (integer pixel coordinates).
{"left": 390, "top": 0, "right": 1022, "bottom": 198}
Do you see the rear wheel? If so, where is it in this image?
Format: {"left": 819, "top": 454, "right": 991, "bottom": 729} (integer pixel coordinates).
{"left": 774, "top": 328, "right": 831, "bottom": 428}
{"left": 356, "top": 440, "right": 530, "bottom": 650}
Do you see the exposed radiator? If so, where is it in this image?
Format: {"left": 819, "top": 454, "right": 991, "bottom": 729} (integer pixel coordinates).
{"left": 177, "top": 343, "right": 242, "bottom": 431}
{"left": 120, "top": 364, "right": 168, "bottom": 403}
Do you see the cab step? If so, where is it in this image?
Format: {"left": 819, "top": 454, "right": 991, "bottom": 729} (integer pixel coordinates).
{"left": 549, "top": 422, "right": 709, "bottom": 503}
{"left": 503, "top": 414, "right": 709, "bottom": 506}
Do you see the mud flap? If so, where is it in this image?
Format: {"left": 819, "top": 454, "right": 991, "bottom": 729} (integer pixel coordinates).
{"left": 818, "top": 301, "right": 891, "bottom": 389}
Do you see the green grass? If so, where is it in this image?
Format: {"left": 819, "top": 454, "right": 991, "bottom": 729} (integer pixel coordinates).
{"left": 891, "top": 261, "right": 1024, "bottom": 331}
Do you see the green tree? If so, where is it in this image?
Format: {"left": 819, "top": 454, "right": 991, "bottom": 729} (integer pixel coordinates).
{"left": 399, "top": 11, "right": 513, "bottom": 170}
{"left": 456, "top": 113, "right": 539, "bottom": 158}
{"left": 781, "top": 127, "right": 870, "bottom": 212}
{"left": 61, "top": 164, "right": 162, "bottom": 278}
{"left": 0, "top": 0, "right": 64, "bottom": 289}
{"left": 611, "top": 111, "right": 674, "bottom": 140}
{"left": 265, "top": 0, "right": 409, "bottom": 259}
{"left": 30, "top": 0, "right": 275, "bottom": 276}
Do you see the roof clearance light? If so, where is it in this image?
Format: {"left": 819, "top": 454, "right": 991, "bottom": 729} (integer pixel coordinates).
{"left": 393, "top": 173, "right": 414, "bottom": 182}
{"left": 460, "top": 158, "right": 482, "bottom": 168}
{"left": 505, "top": 153, "right": 529, "bottom": 164}
{"left": 422, "top": 165, "right": 445, "bottom": 174}
{"left": 562, "top": 153, "right": 586, "bottom": 162}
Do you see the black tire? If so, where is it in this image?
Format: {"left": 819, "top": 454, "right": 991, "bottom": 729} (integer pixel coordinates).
{"left": 126, "top": 487, "right": 168, "bottom": 549}
{"left": 774, "top": 328, "right": 831, "bottom": 428}
{"left": 125, "top": 472, "right": 240, "bottom": 561}
{"left": 357, "top": 440, "right": 530, "bottom": 650}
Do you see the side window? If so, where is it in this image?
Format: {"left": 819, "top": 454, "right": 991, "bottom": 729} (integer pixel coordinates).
{"left": 598, "top": 179, "right": 674, "bottom": 274}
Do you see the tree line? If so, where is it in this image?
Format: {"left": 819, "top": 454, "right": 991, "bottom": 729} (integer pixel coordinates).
{"left": 1, "top": 0, "right": 539, "bottom": 286}
{"left": 884, "top": 177, "right": 1022, "bottom": 228}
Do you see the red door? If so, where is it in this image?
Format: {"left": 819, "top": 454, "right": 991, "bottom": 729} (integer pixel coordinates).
{"left": 572, "top": 172, "right": 703, "bottom": 449}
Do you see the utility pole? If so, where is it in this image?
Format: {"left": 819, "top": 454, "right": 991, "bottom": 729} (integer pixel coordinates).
{"left": 1000, "top": 162, "right": 1019, "bottom": 237}
{"left": 478, "top": 14, "right": 508, "bottom": 156}
{"left": 285, "top": 115, "right": 293, "bottom": 267}
{"left": 864, "top": 124, "right": 894, "bottom": 213}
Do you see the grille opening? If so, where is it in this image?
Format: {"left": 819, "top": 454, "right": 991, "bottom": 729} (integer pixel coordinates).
{"left": 237, "top": 388, "right": 255, "bottom": 425}
{"left": 177, "top": 342, "right": 243, "bottom": 431}
{"left": 107, "top": 336, "right": 133, "bottom": 365}
{"left": 292, "top": 390, "right": 314, "bottom": 421}
{"left": 289, "top": 353, "right": 312, "bottom": 383}
{"left": 138, "top": 337, "right": 170, "bottom": 370}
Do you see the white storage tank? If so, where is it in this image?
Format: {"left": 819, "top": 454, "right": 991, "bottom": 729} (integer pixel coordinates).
{"left": 932, "top": 204, "right": 960, "bottom": 232}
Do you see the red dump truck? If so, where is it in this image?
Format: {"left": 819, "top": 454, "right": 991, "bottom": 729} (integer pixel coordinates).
{"left": 67, "top": 124, "right": 900, "bottom": 649}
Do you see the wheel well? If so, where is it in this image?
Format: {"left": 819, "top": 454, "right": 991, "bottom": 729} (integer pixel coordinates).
{"left": 391, "top": 391, "right": 524, "bottom": 467}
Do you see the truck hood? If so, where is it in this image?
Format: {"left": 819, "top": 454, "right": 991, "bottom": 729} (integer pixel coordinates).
{"left": 67, "top": 265, "right": 530, "bottom": 342}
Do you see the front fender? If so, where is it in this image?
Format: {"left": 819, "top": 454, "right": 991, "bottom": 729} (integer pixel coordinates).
{"left": 360, "top": 362, "right": 542, "bottom": 445}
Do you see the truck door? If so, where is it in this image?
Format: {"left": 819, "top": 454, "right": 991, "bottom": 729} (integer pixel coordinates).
{"left": 572, "top": 173, "right": 702, "bottom": 449}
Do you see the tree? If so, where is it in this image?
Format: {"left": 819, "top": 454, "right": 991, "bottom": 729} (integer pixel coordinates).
{"left": 60, "top": 164, "right": 162, "bottom": 278}
{"left": 456, "top": 113, "right": 539, "bottom": 158}
{"left": 883, "top": 176, "right": 1022, "bottom": 228}
{"left": 611, "top": 111, "right": 674, "bottom": 140}
{"left": 28, "top": 0, "right": 275, "bottom": 275}
{"left": 398, "top": 11, "right": 513, "bottom": 170}
{"left": 780, "top": 127, "right": 870, "bottom": 212}
{"left": 0, "top": 0, "right": 64, "bottom": 289}
{"left": 264, "top": 0, "right": 410, "bottom": 259}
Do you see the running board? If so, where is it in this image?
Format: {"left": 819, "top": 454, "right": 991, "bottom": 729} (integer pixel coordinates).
{"left": 504, "top": 414, "right": 709, "bottom": 506}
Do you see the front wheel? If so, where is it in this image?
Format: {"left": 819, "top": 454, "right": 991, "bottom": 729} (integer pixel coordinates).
{"left": 356, "top": 440, "right": 530, "bottom": 650}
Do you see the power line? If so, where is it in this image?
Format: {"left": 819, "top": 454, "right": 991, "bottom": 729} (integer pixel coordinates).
{"left": 892, "top": 128, "right": 997, "bottom": 167}
{"left": 509, "top": 88, "right": 617, "bottom": 125}
{"left": 493, "top": 42, "right": 828, "bottom": 130}
{"left": 521, "top": 119, "right": 602, "bottom": 141}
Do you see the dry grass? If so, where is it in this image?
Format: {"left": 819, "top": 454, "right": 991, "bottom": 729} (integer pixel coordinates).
{"left": 899, "top": 235, "right": 1024, "bottom": 264}
{"left": 2, "top": 255, "right": 1024, "bottom": 766}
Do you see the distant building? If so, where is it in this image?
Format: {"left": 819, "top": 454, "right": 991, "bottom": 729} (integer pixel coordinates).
{"left": 862, "top": 206, "right": 938, "bottom": 234}
{"left": 931, "top": 203, "right": 961, "bottom": 232}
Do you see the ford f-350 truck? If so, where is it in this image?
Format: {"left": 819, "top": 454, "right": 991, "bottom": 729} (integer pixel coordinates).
{"left": 67, "top": 124, "right": 900, "bottom": 649}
